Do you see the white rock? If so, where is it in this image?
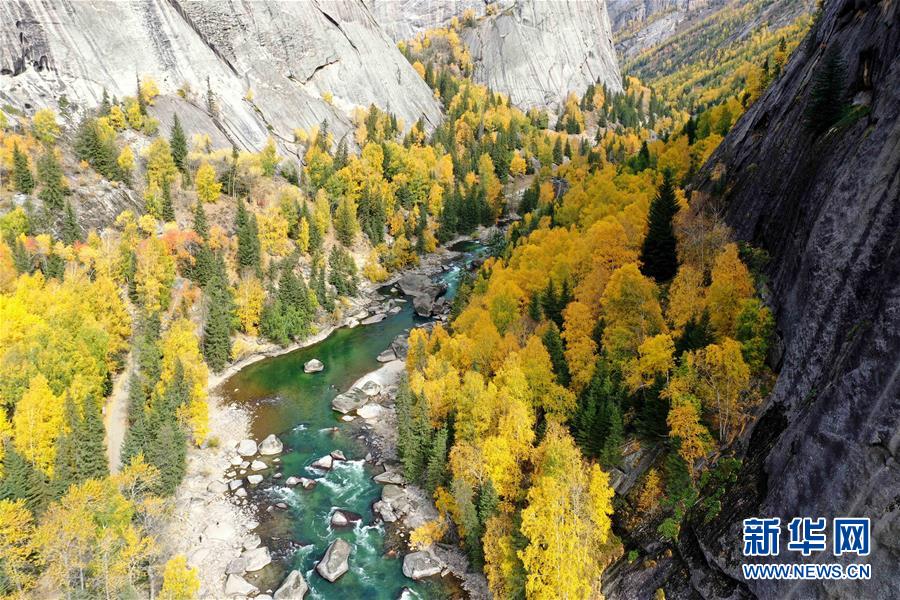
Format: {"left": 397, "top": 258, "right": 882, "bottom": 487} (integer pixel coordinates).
{"left": 228, "top": 480, "right": 244, "bottom": 491}
{"left": 208, "top": 480, "right": 228, "bottom": 494}
{"left": 360, "top": 380, "right": 382, "bottom": 396}
{"left": 237, "top": 439, "right": 258, "bottom": 457}
{"left": 250, "top": 460, "right": 268, "bottom": 471}
{"left": 357, "top": 404, "right": 383, "bottom": 420}
{"left": 316, "top": 539, "right": 352, "bottom": 582}
{"left": 274, "top": 569, "right": 308, "bottom": 599}
{"left": 373, "top": 470, "right": 406, "bottom": 485}
{"left": 330, "top": 450, "right": 346, "bottom": 461}
{"left": 361, "top": 313, "right": 386, "bottom": 325}
{"left": 243, "top": 534, "right": 261, "bottom": 550}
{"left": 230, "top": 455, "right": 244, "bottom": 466}
{"left": 304, "top": 359, "right": 324, "bottom": 373}
{"left": 235, "top": 487, "right": 248, "bottom": 498}
{"left": 259, "top": 433, "right": 284, "bottom": 455}
{"left": 285, "top": 476, "right": 301, "bottom": 487}
{"left": 402, "top": 551, "right": 443, "bottom": 580}
{"left": 311, "top": 455, "right": 333, "bottom": 470}
{"left": 299, "top": 478, "right": 317, "bottom": 490}
{"left": 247, "top": 475, "right": 264, "bottom": 485}
{"left": 331, "top": 511, "right": 349, "bottom": 527}
{"left": 224, "top": 574, "right": 258, "bottom": 597}
{"left": 204, "top": 521, "right": 237, "bottom": 542}
{"left": 243, "top": 546, "right": 272, "bottom": 572}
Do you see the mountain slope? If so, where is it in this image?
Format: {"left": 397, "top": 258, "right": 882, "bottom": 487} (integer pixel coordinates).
{"left": 673, "top": 1, "right": 899, "bottom": 598}
{"left": 460, "top": 0, "right": 623, "bottom": 110}
{"left": 0, "top": 0, "right": 441, "bottom": 151}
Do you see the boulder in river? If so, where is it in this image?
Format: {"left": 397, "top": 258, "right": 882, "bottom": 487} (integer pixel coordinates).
{"left": 274, "top": 569, "right": 308, "bottom": 599}
{"left": 360, "top": 380, "right": 382, "bottom": 396}
{"left": 331, "top": 388, "right": 369, "bottom": 414}
{"left": 228, "top": 480, "right": 244, "bottom": 491}
{"left": 330, "top": 509, "right": 362, "bottom": 528}
{"left": 311, "top": 455, "right": 333, "bottom": 470}
{"left": 259, "top": 434, "right": 283, "bottom": 455}
{"left": 402, "top": 551, "right": 443, "bottom": 580}
{"left": 316, "top": 538, "right": 352, "bottom": 582}
{"left": 237, "top": 439, "right": 258, "bottom": 456}
{"left": 299, "top": 477, "right": 317, "bottom": 490}
{"left": 243, "top": 546, "right": 272, "bottom": 572}
{"left": 373, "top": 470, "right": 406, "bottom": 485}
{"left": 284, "top": 476, "right": 301, "bottom": 487}
{"left": 225, "top": 556, "right": 247, "bottom": 575}
{"left": 377, "top": 348, "right": 397, "bottom": 362}
{"left": 391, "top": 334, "right": 409, "bottom": 359}
{"left": 250, "top": 460, "right": 267, "bottom": 471}
{"left": 224, "top": 573, "right": 258, "bottom": 597}
{"left": 330, "top": 450, "right": 346, "bottom": 461}
{"left": 361, "top": 313, "right": 386, "bottom": 325}
{"left": 304, "top": 359, "right": 324, "bottom": 373}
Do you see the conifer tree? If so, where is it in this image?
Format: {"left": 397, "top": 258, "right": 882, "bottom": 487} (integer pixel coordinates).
{"left": 542, "top": 322, "right": 571, "bottom": 387}
{"left": 120, "top": 373, "right": 148, "bottom": 467}
{"left": 193, "top": 200, "right": 209, "bottom": 241}
{"left": 100, "top": 88, "right": 111, "bottom": 115}
{"left": 37, "top": 150, "right": 66, "bottom": 212}
{"left": 61, "top": 201, "right": 81, "bottom": 245}
{"left": 75, "top": 395, "right": 108, "bottom": 481}
{"left": 0, "top": 442, "right": 49, "bottom": 514}
{"left": 11, "top": 144, "right": 34, "bottom": 194}
{"left": 639, "top": 169, "right": 680, "bottom": 282}
{"left": 160, "top": 179, "right": 175, "bottom": 222}
{"left": 328, "top": 245, "right": 358, "bottom": 296}
{"left": 805, "top": 45, "right": 848, "bottom": 133}
{"left": 424, "top": 427, "right": 449, "bottom": 493}
{"left": 599, "top": 400, "right": 624, "bottom": 468}
{"left": 396, "top": 382, "right": 432, "bottom": 483}
{"left": 170, "top": 113, "right": 188, "bottom": 173}
{"left": 552, "top": 137, "right": 563, "bottom": 164}
{"left": 202, "top": 265, "right": 234, "bottom": 372}
{"left": 235, "top": 198, "right": 260, "bottom": 270}
{"left": 74, "top": 117, "right": 118, "bottom": 180}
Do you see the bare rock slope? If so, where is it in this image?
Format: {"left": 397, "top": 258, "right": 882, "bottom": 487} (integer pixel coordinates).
{"left": 0, "top": 0, "right": 441, "bottom": 151}
{"left": 612, "top": 1, "right": 899, "bottom": 599}
{"left": 461, "top": 0, "right": 623, "bottom": 110}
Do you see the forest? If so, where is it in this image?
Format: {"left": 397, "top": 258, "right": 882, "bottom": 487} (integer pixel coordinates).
{"left": 0, "top": 2, "right": 820, "bottom": 598}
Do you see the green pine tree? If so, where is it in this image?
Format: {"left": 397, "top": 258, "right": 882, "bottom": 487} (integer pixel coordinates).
{"left": 639, "top": 169, "right": 680, "bottom": 282}
{"left": 12, "top": 143, "right": 35, "bottom": 194}
{"left": 805, "top": 44, "right": 848, "bottom": 133}
{"left": 235, "top": 199, "right": 261, "bottom": 270}
{"left": 552, "top": 136, "right": 563, "bottom": 164}
{"left": 170, "top": 113, "right": 188, "bottom": 173}
{"left": 121, "top": 373, "right": 149, "bottom": 467}
{"left": 61, "top": 201, "right": 82, "bottom": 245}
{"left": 396, "top": 380, "right": 432, "bottom": 483}
{"left": 328, "top": 245, "right": 359, "bottom": 296}
{"left": 160, "top": 179, "right": 175, "bottom": 222}
{"left": 76, "top": 395, "right": 109, "bottom": 481}
{"left": 37, "top": 150, "right": 67, "bottom": 212}
{"left": 0, "top": 442, "right": 49, "bottom": 514}
{"left": 599, "top": 400, "right": 624, "bottom": 468}
{"left": 424, "top": 427, "right": 449, "bottom": 493}
{"left": 202, "top": 269, "right": 234, "bottom": 372}
{"left": 541, "top": 322, "right": 570, "bottom": 387}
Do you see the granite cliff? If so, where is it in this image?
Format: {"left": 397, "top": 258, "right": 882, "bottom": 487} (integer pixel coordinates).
{"left": 461, "top": 0, "right": 623, "bottom": 110}
{"left": 0, "top": 0, "right": 441, "bottom": 152}
{"left": 606, "top": 0, "right": 899, "bottom": 597}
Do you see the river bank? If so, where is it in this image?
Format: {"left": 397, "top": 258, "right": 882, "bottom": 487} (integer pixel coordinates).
{"left": 166, "top": 235, "right": 489, "bottom": 598}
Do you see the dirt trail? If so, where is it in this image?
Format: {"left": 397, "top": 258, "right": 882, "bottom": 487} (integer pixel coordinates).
{"left": 104, "top": 352, "right": 133, "bottom": 474}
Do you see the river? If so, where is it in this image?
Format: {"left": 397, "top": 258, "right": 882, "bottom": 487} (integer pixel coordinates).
{"left": 221, "top": 240, "right": 486, "bottom": 599}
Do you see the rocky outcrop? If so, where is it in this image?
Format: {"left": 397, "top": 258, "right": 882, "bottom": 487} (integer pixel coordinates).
{"left": 316, "top": 538, "right": 352, "bottom": 582}
{"left": 224, "top": 573, "right": 258, "bottom": 597}
{"left": 366, "top": 0, "right": 484, "bottom": 42}
{"left": 0, "top": 0, "right": 441, "bottom": 152}
{"left": 398, "top": 273, "right": 446, "bottom": 317}
{"left": 608, "top": 1, "right": 900, "bottom": 598}
{"left": 258, "top": 434, "right": 283, "bottom": 456}
{"left": 461, "top": 0, "right": 622, "bottom": 110}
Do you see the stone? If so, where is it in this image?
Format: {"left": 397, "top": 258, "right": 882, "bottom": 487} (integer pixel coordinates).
{"left": 357, "top": 404, "right": 383, "bottom": 420}
{"left": 304, "top": 359, "right": 324, "bottom": 373}
{"left": 204, "top": 520, "right": 237, "bottom": 542}
{"left": 373, "top": 470, "right": 406, "bottom": 485}
{"left": 225, "top": 557, "right": 247, "bottom": 575}
{"left": 391, "top": 335, "right": 410, "bottom": 359}
{"left": 330, "top": 450, "right": 346, "bottom": 461}
{"left": 332, "top": 388, "right": 369, "bottom": 414}
{"left": 275, "top": 502, "right": 288, "bottom": 510}
{"left": 273, "top": 472, "right": 282, "bottom": 479}
{"left": 259, "top": 434, "right": 283, "bottom": 455}
{"left": 311, "top": 455, "right": 333, "bottom": 470}
{"left": 330, "top": 510, "right": 349, "bottom": 528}
{"left": 388, "top": 305, "right": 402, "bottom": 314}
{"left": 228, "top": 480, "right": 244, "bottom": 491}
{"left": 243, "top": 534, "right": 261, "bottom": 550}
{"left": 235, "top": 487, "right": 248, "bottom": 498}
{"left": 230, "top": 455, "right": 243, "bottom": 466}
{"left": 207, "top": 480, "right": 228, "bottom": 494}
{"left": 360, "top": 380, "right": 382, "bottom": 396}
{"left": 377, "top": 348, "right": 397, "bottom": 362}
{"left": 224, "top": 574, "right": 258, "bottom": 597}
{"left": 250, "top": 460, "right": 268, "bottom": 471}
{"left": 341, "top": 415, "right": 355, "bottom": 422}
{"left": 373, "top": 500, "right": 397, "bottom": 523}
{"left": 247, "top": 474, "right": 264, "bottom": 485}
{"left": 243, "top": 546, "right": 272, "bottom": 572}
{"left": 285, "top": 476, "right": 301, "bottom": 487}
{"left": 402, "top": 551, "right": 443, "bottom": 580}
{"left": 237, "top": 439, "right": 257, "bottom": 457}
{"left": 361, "top": 313, "right": 386, "bottom": 325}
{"left": 346, "top": 318, "right": 360, "bottom": 328}
{"left": 299, "top": 478, "right": 317, "bottom": 490}
{"left": 316, "top": 538, "right": 352, "bottom": 582}
{"left": 274, "top": 569, "right": 309, "bottom": 599}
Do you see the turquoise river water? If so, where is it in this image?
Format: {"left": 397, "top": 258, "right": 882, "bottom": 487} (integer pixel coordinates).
{"left": 222, "top": 241, "right": 484, "bottom": 599}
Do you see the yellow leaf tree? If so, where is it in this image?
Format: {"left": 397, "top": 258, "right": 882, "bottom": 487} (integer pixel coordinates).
{"left": 160, "top": 555, "right": 200, "bottom": 600}
{"left": 0, "top": 499, "right": 36, "bottom": 595}
{"left": 12, "top": 374, "right": 65, "bottom": 476}
{"left": 195, "top": 162, "right": 221, "bottom": 203}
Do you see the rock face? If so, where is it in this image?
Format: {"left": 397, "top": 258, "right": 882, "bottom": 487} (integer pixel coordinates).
{"left": 366, "top": 0, "right": 484, "bottom": 42}
{"left": 605, "top": 2, "right": 900, "bottom": 599}
{"left": 242, "top": 546, "right": 271, "bottom": 572}
{"left": 398, "top": 273, "right": 446, "bottom": 317}
{"left": 274, "top": 569, "right": 308, "bottom": 600}
{"left": 316, "top": 538, "right": 352, "bottom": 582}
{"left": 0, "top": 0, "right": 441, "bottom": 151}
{"left": 224, "top": 573, "right": 258, "bottom": 597}
{"left": 332, "top": 388, "right": 370, "bottom": 414}
{"left": 461, "top": 0, "right": 622, "bottom": 110}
